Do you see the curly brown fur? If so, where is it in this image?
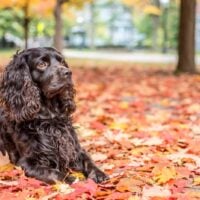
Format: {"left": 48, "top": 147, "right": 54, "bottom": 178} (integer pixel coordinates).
{"left": 0, "top": 47, "right": 108, "bottom": 184}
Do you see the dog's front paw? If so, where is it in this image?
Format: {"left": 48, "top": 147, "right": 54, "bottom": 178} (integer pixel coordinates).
{"left": 88, "top": 168, "right": 109, "bottom": 183}
{"left": 64, "top": 174, "right": 77, "bottom": 184}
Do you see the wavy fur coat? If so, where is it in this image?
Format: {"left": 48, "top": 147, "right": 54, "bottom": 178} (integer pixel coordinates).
{"left": 0, "top": 47, "right": 108, "bottom": 184}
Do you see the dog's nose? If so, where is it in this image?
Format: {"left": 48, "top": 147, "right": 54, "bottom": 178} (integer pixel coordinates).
{"left": 64, "top": 68, "right": 72, "bottom": 76}
{"left": 60, "top": 67, "right": 72, "bottom": 77}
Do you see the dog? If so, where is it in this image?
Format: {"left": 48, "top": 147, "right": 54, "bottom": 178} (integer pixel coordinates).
{"left": 0, "top": 47, "right": 108, "bottom": 184}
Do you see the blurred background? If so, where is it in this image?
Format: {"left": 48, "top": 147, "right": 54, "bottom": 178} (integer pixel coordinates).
{"left": 0, "top": 0, "right": 199, "bottom": 73}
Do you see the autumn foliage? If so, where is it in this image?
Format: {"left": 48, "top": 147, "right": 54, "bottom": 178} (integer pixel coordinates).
{"left": 0, "top": 65, "right": 200, "bottom": 199}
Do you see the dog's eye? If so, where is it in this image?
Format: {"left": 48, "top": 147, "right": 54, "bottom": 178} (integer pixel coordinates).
{"left": 37, "top": 62, "right": 48, "bottom": 70}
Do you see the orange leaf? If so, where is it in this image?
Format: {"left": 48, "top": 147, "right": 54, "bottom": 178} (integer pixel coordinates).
{"left": 116, "top": 178, "right": 142, "bottom": 193}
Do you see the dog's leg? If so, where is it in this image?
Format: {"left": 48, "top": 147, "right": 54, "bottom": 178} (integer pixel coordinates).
{"left": 17, "top": 157, "right": 75, "bottom": 184}
{"left": 79, "top": 150, "right": 109, "bottom": 183}
{"left": 68, "top": 129, "right": 109, "bottom": 183}
{"left": 1, "top": 133, "right": 20, "bottom": 164}
{"left": 0, "top": 133, "right": 6, "bottom": 156}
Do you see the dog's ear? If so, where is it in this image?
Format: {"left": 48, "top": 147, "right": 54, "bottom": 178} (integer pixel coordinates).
{"left": 1, "top": 51, "right": 41, "bottom": 122}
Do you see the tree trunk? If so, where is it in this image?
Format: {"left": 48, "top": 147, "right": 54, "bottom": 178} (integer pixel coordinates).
{"left": 176, "top": 0, "right": 196, "bottom": 73}
{"left": 24, "top": 17, "right": 30, "bottom": 49}
{"left": 162, "top": 6, "right": 169, "bottom": 53}
{"left": 53, "top": 0, "right": 63, "bottom": 52}
{"left": 151, "top": 0, "right": 161, "bottom": 50}
{"left": 1, "top": 33, "right": 6, "bottom": 48}
{"left": 88, "top": 2, "right": 95, "bottom": 49}
{"left": 151, "top": 15, "right": 159, "bottom": 50}
{"left": 24, "top": 0, "right": 30, "bottom": 49}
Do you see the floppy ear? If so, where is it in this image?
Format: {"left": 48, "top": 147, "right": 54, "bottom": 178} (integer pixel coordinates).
{"left": 1, "top": 52, "right": 41, "bottom": 122}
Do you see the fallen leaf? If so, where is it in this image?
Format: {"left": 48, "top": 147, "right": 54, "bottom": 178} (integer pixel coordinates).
{"left": 153, "top": 166, "right": 177, "bottom": 184}
{"left": 53, "top": 182, "right": 74, "bottom": 194}
{"left": 91, "top": 152, "right": 108, "bottom": 162}
{"left": 193, "top": 177, "right": 200, "bottom": 186}
{"left": 0, "top": 163, "right": 15, "bottom": 173}
{"left": 116, "top": 178, "right": 142, "bottom": 193}
{"left": 142, "top": 186, "right": 171, "bottom": 199}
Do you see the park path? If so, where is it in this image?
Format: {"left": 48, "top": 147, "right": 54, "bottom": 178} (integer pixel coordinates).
{"left": 63, "top": 49, "right": 200, "bottom": 64}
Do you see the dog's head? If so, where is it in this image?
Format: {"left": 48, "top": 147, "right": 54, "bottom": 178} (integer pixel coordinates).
{"left": 1, "top": 47, "right": 76, "bottom": 122}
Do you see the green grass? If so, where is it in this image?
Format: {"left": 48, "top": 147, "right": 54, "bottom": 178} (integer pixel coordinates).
{"left": 0, "top": 48, "right": 17, "bottom": 57}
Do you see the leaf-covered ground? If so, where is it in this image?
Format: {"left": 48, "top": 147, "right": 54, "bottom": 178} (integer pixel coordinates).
{"left": 0, "top": 66, "right": 200, "bottom": 199}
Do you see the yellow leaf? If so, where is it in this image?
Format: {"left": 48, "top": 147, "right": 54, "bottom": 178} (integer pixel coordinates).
{"left": 187, "top": 103, "right": 200, "bottom": 113}
{"left": 160, "top": 99, "right": 170, "bottom": 106}
{"left": 181, "top": 157, "right": 196, "bottom": 165}
{"left": 109, "top": 122, "right": 128, "bottom": 130}
{"left": 71, "top": 171, "right": 85, "bottom": 181}
{"left": 128, "top": 196, "right": 140, "bottom": 200}
{"left": 153, "top": 166, "right": 177, "bottom": 184}
{"left": 0, "top": 163, "right": 15, "bottom": 173}
{"left": 131, "top": 147, "right": 147, "bottom": 156}
{"left": 53, "top": 182, "right": 74, "bottom": 194}
{"left": 144, "top": 5, "right": 161, "bottom": 16}
{"left": 119, "top": 102, "right": 129, "bottom": 109}
{"left": 123, "top": 0, "right": 149, "bottom": 8}
{"left": 193, "top": 177, "right": 200, "bottom": 186}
